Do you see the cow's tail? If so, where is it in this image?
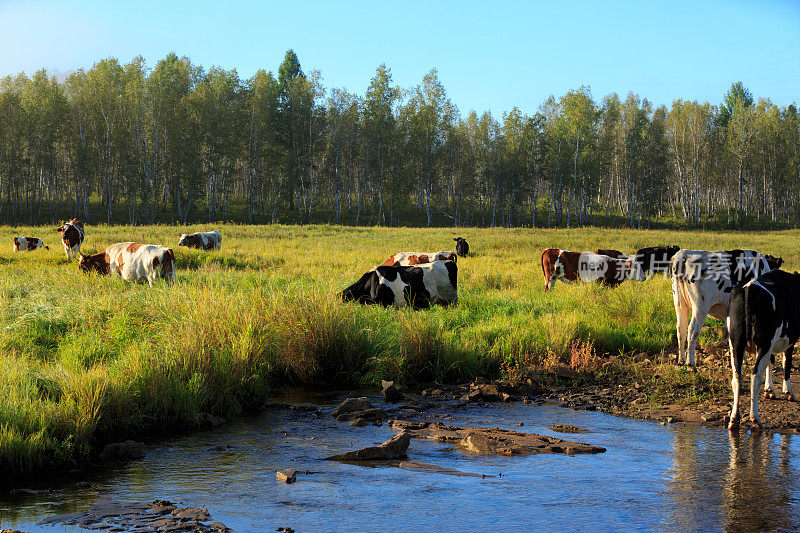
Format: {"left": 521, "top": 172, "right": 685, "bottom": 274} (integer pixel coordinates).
{"left": 540, "top": 249, "right": 551, "bottom": 285}
{"left": 728, "top": 284, "right": 750, "bottom": 368}
{"left": 162, "top": 248, "right": 176, "bottom": 285}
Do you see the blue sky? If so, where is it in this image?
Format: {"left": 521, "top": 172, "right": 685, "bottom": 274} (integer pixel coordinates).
{"left": 0, "top": 0, "right": 797, "bottom": 116}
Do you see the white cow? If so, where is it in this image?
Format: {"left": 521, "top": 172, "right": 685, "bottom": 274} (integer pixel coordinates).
{"left": 178, "top": 230, "right": 222, "bottom": 251}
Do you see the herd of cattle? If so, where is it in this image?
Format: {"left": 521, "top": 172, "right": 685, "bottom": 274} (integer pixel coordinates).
{"left": 10, "top": 221, "right": 798, "bottom": 428}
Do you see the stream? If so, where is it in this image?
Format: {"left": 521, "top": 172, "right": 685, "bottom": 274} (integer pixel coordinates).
{"left": 2, "top": 392, "right": 799, "bottom": 532}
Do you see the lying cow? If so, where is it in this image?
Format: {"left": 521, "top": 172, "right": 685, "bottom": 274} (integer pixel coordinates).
{"left": 626, "top": 246, "right": 680, "bottom": 281}
{"left": 178, "top": 230, "right": 222, "bottom": 251}
{"left": 79, "top": 242, "right": 175, "bottom": 287}
{"left": 13, "top": 237, "right": 48, "bottom": 252}
{"left": 454, "top": 237, "right": 470, "bottom": 258}
{"left": 727, "top": 270, "right": 799, "bottom": 429}
{"left": 381, "top": 251, "right": 457, "bottom": 267}
{"left": 540, "top": 249, "right": 625, "bottom": 291}
{"left": 670, "top": 249, "right": 774, "bottom": 369}
{"left": 340, "top": 261, "right": 457, "bottom": 309}
{"left": 56, "top": 219, "right": 84, "bottom": 260}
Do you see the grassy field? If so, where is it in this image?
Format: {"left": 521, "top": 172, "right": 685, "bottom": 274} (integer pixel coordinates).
{"left": 1, "top": 223, "right": 798, "bottom": 478}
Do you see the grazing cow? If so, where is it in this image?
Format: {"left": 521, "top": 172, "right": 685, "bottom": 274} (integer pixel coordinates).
{"left": 670, "top": 249, "right": 774, "bottom": 369}
{"left": 541, "top": 249, "right": 625, "bottom": 291}
{"left": 12, "top": 237, "right": 48, "bottom": 252}
{"left": 626, "top": 246, "right": 681, "bottom": 281}
{"left": 340, "top": 261, "right": 458, "bottom": 309}
{"left": 381, "top": 251, "right": 457, "bottom": 267}
{"left": 727, "top": 270, "right": 799, "bottom": 429}
{"left": 79, "top": 242, "right": 175, "bottom": 287}
{"left": 56, "top": 219, "right": 84, "bottom": 260}
{"left": 454, "top": 237, "right": 470, "bottom": 258}
{"left": 178, "top": 230, "right": 222, "bottom": 251}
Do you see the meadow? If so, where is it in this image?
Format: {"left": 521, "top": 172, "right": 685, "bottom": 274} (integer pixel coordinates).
{"left": 1, "top": 223, "right": 798, "bottom": 479}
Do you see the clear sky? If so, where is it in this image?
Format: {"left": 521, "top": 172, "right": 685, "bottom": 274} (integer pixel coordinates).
{"left": 0, "top": 0, "right": 797, "bottom": 116}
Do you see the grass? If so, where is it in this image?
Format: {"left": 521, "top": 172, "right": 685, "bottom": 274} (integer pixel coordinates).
{"left": 0, "top": 223, "right": 798, "bottom": 479}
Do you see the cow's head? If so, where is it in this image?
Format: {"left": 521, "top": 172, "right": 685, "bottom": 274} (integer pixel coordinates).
{"left": 78, "top": 252, "right": 110, "bottom": 275}
{"left": 340, "top": 270, "right": 379, "bottom": 304}
{"left": 765, "top": 254, "right": 784, "bottom": 270}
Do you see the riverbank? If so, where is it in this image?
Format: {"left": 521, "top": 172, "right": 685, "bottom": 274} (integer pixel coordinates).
{"left": 2, "top": 224, "right": 798, "bottom": 481}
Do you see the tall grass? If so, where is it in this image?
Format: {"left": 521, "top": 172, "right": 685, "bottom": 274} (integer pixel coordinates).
{"left": 0, "top": 223, "right": 797, "bottom": 478}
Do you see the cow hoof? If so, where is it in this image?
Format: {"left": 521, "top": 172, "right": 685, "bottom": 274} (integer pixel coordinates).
{"left": 728, "top": 418, "right": 740, "bottom": 430}
{"left": 764, "top": 391, "right": 776, "bottom": 400}
{"left": 788, "top": 394, "right": 795, "bottom": 402}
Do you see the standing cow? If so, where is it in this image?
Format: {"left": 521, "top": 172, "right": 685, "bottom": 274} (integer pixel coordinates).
{"left": 454, "top": 237, "right": 469, "bottom": 258}
{"left": 79, "top": 242, "right": 175, "bottom": 287}
{"left": 340, "top": 261, "right": 457, "bottom": 309}
{"left": 541, "top": 249, "right": 626, "bottom": 291}
{"left": 727, "top": 270, "right": 799, "bottom": 429}
{"left": 56, "top": 219, "right": 84, "bottom": 260}
{"left": 381, "top": 251, "right": 457, "bottom": 266}
{"left": 178, "top": 230, "right": 222, "bottom": 251}
{"left": 670, "top": 249, "right": 773, "bottom": 369}
{"left": 12, "top": 237, "right": 48, "bottom": 252}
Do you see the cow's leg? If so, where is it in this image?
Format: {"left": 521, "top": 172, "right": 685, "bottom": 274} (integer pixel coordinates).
{"left": 728, "top": 324, "right": 745, "bottom": 429}
{"left": 764, "top": 354, "right": 776, "bottom": 399}
{"left": 63, "top": 244, "right": 71, "bottom": 260}
{"left": 784, "top": 345, "right": 795, "bottom": 401}
{"left": 749, "top": 348, "right": 772, "bottom": 428}
{"left": 673, "top": 292, "right": 689, "bottom": 365}
{"left": 686, "top": 305, "right": 708, "bottom": 369}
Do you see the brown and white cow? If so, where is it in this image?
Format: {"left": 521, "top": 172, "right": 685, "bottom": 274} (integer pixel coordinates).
{"left": 56, "top": 219, "right": 84, "bottom": 260}
{"left": 79, "top": 242, "right": 175, "bottom": 287}
{"left": 178, "top": 230, "right": 222, "bottom": 251}
{"left": 12, "top": 237, "right": 48, "bottom": 252}
{"left": 381, "top": 251, "right": 457, "bottom": 267}
{"left": 541, "top": 248, "right": 626, "bottom": 291}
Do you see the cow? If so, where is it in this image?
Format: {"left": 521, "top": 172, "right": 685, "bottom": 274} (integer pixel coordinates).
{"left": 626, "top": 246, "right": 681, "bottom": 281}
{"left": 454, "top": 237, "right": 470, "bottom": 258}
{"left": 56, "top": 219, "right": 84, "bottom": 260}
{"left": 381, "top": 251, "right": 457, "bottom": 267}
{"left": 727, "top": 270, "right": 799, "bottom": 429}
{"left": 12, "top": 237, "right": 48, "bottom": 252}
{"left": 540, "top": 249, "right": 626, "bottom": 292}
{"left": 178, "top": 230, "right": 222, "bottom": 251}
{"left": 79, "top": 242, "right": 175, "bottom": 287}
{"left": 340, "top": 261, "right": 458, "bottom": 309}
{"left": 670, "top": 249, "right": 774, "bottom": 369}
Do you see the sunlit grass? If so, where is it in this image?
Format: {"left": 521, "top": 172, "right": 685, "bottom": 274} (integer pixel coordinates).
{"left": 0, "top": 223, "right": 797, "bottom": 476}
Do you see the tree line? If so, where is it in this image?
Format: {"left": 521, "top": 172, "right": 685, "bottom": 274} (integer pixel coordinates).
{"left": 0, "top": 50, "right": 797, "bottom": 228}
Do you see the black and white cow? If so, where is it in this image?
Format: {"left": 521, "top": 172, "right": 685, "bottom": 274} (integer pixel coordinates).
{"left": 670, "top": 249, "right": 774, "bottom": 368}
{"left": 340, "top": 261, "right": 458, "bottom": 309}
{"left": 454, "top": 237, "right": 469, "bottom": 258}
{"left": 178, "top": 230, "right": 222, "bottom": 251}
{"left": 626, "top": 246, "right": 680, "bottom": 281}
{"left": 727, "top": 270, "right": 799, "bottom": 429}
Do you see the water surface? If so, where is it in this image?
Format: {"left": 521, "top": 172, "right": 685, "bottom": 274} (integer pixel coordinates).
{"left": 2, "top": 394, "right": 799, "bottom": 532}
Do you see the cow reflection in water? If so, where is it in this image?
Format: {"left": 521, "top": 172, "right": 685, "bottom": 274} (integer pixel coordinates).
{"left": 666, "top": 428, "right": 799, "bottom": 531}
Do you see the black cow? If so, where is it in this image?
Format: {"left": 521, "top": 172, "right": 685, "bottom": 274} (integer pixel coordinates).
{"left": 454, "top": 237, "right": 469, "bottom": 258}
{"left": 728, "top": 270, "right": 798, "bottom": 429}
{"left": 626, "top": 246, "right": 680, "bottom": 281}
{"left": 340, "top": 261, "right": 458, "bottom": 309}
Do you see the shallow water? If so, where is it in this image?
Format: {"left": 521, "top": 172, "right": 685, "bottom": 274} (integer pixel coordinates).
{"left": 2, "top": 393, "right": 799, "bottom": 532}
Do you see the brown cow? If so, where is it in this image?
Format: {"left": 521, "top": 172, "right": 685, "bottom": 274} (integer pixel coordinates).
{"left": 13, "top": 237, "right": 48, "bottom": 252}
{"left": 541, "top": 248, "right": 626, "bottom": 291}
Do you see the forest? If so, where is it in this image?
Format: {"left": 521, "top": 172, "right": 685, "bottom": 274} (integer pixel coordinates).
{"left": 0, "top": 50, "right": 797, "bottom": 228}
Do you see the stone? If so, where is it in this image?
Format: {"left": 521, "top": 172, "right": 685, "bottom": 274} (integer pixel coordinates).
{"left": 548, "top": 424, "right": 591, "bottom": 434}
{"left": 381, "top": 380, "right": 404, "bottom": 403}
{"left": 99, "top": 440, "right": 145, "bottom": 462}
{"left": 332, "top": 397, "right": 374, "bottom": 417}
{"left": 276, "top": 469, "right": 297, "bottom": 483}
{"left": 326, "top": 432, "right": 411, "bottom": 461}
{"left": 171, "top": 507, "right": 210, "bottom": 522}
{"left": 390, "top": 420, "right": 605, "bottom": 456}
